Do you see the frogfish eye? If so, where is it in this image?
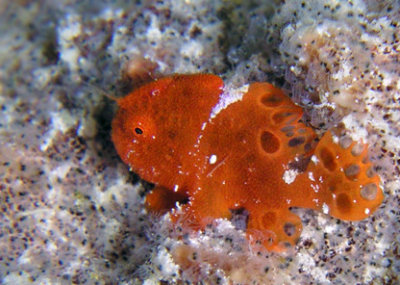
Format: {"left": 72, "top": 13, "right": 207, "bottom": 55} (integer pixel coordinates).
{"left": 135, "top": 127, "right": 143, "bottom": 135}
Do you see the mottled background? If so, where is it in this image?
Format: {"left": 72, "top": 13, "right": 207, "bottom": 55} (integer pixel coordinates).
{"left": 0, "top": 0, "right": 399, "bottom": 284}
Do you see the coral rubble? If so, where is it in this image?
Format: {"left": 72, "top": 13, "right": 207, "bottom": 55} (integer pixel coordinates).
{"left": 0, "top": 0, "right": 399, "bottom": 284}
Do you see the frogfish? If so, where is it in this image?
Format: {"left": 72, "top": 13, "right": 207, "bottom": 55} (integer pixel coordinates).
{"left": 111, "top": 74, "right": 383, "bottom": 251}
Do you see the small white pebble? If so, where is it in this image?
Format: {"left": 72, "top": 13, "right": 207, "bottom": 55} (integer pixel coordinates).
{"left": 209, "top": 154, "right": 217, "bottom": 164}
{"left": 283, "top": 169, "right": 298, "bottom": 184}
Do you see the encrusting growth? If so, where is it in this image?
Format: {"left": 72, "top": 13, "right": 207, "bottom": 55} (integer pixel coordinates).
{"left": 111, "top": 74, "right": 383, "bottom": 251}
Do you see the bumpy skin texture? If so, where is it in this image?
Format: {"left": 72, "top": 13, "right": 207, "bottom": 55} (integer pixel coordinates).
{"left": 111, "top": 74, "right": 383, "bottom": 251}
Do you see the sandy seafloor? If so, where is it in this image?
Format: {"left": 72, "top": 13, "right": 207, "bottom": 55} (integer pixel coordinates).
{"left": 1, "top": 0, "right": 400, "bottom": 284}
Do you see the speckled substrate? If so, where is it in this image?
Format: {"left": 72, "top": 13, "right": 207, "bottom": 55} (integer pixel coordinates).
{"left": 0, "top": 0, "right": 399, "bottom": 284}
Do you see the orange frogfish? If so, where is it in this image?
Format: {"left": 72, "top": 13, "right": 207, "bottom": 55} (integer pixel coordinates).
{"left": 111, "top": 74, "right": 383, "bottom": 251}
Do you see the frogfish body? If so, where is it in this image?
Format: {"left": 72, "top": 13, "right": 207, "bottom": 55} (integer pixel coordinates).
{"left": 111, "top": 74, "right": 383, "bottom": 251}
